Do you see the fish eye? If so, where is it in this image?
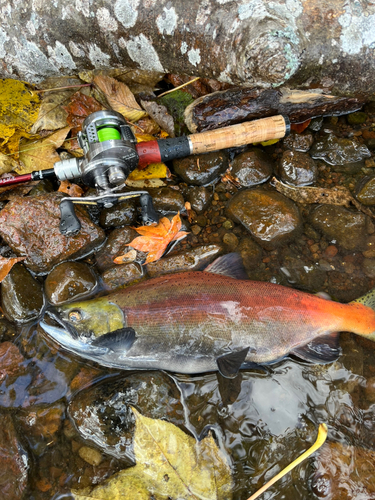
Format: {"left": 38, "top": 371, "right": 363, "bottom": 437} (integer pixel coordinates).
{"left": 68, "top": 310, "right": 82, "bottom": 322}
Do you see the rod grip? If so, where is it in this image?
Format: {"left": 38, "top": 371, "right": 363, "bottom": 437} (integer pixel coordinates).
{"left": 188, "top": 115, "right": 290, "bottom": 155}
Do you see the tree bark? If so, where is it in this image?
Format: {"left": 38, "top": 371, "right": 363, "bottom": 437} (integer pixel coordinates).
{"left": 1, "top": 0, "right": 374, "bottom": 96}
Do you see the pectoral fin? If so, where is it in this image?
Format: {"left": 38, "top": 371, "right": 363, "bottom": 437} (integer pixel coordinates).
{"left": 91, "top": 327, "right": 136, "bottom": 352}
{"left": 290, "top": 332, "right": 341, "bottom": 364}
{"left": 216, "top": 347, "right": 250, "bottom": 379}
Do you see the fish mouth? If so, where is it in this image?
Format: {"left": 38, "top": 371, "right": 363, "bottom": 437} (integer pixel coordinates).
{"left": 42, "top": 306, "right": 79, "bottom": 339}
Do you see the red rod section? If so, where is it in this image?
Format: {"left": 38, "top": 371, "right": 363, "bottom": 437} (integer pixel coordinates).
{"left": 135, "top": 141, "right": 161, "bottom": 168}
{"left": 0, "top": 174, "right": 33, "bottom": 186}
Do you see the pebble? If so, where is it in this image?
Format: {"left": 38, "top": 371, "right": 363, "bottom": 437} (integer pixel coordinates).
{"left": 101, "top": 262, "right": 144, "bottom": 291}
{"left": 99, "top": 199, "right": 137, "bottom": 228}
{"left": 283, "top": 131, "right": 314, "bottom": 152}
{"left": 95, "top": 226, "right": 138, "bottom": 273}
{"left": 148, "top": 187, "right": 185, "bottom": 212}
{"left": 347, "top": 111, "right": 368, "bottom": 125}
{"left": 78, "top": 446, "right": 103, "bottom": 467}
{"left": 229, "top": 148, "right": 273, "bottom": 187}
{"left": 187, "top": 186, "right": 211, "bottom": 212}
{"left": 222, "top": 232, "right": 239, "bottom": 250}
{"left": 310, "top": 134, "right": 371, "bottom": 165}
{"left": 227, "top": 188, "right": 302, "bottom": 250}
{"left": 277, "top": 150, "right": 317, "bottom": 185}
{"left": 44, "top": 261, "right": 97, "bottom": 305}
{"left": 323, "top": 245, "right": 338, "bottom": 259}
{"left": 355, "top": 176, "right": 375, "bottom": 205}
{"left": 172, "top": 151, "right": 229, "bottom": 185}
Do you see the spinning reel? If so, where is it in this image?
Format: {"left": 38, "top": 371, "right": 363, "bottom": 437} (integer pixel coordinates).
{"left": 1, "top": 110, "right": 290, "bottom": 236}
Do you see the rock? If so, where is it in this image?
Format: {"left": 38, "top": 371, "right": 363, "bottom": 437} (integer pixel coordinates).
{"left": 68, "top": 372, "right": 185, "bottom": 461}
{"left": 146, "top": 245, "right": 222, "bottom": 277}
{"left": 0, "top": 193, "right": 105, "bottom": 274}
{"left": 99, "top": 199, "right": 137, "bottom": 229}
{"left": 237, "top": 237, "right": 263, "bottom": 270}
{"left": 187, "top": 186, "right": 212, "bottom": 212}
{"left": 277, "top": 150, "right": 317, "bottom": 186}
{"left": 95, "top": 227, "right": 138, "bottom": 273}
{"left": 148, "top": 187, "right": 185, "bottom": 212}
{"left": 1, "top": 264, "right": 44, "bottom": 322}
{"left": 0, "top": 413, "right": 28, "bottom": 500}
{"left": 347, "top": 111, "right": 368, "bottom": 125}
{"left": 44, "top": 262, "right": 97, "bottom": 305}
{"left": 16, "top": 402, "right": 65, "bottom": 456}
{"left": 78, "top": 446, "right": 103, "bottom": 467}
{"left": 0, "top": 342, "right": 27, "bottom": 383}
{"left": 355, "top": 176, "right": 375, "bottom": 205}
{"left": 230, "top": 148, "right": 273, "bottom": 187}
{"left": 227, "top": 189, "right": 302, "bottom": 250}
{"left": 363, "top": 258, "right": 375, "bottom": 278}
{"left": 283, "top": 131, "right": 314, "bottom": 152}
{"left": 310, "top": 134, "right": 371, "bottom": 165}
{"left": 222, "top": 233, "right": 239, "bottom": 251}
{"left": 311, "top": 205, "right": 369, "bottom": 251}
{"left": 280, "top": 255, "right": 326, "bottom": 290}
{"left": 172, "top": 151, "right": 229, "bottom": 186}
{"left": 101, "top": 262, "right": 144, "bottom": 291}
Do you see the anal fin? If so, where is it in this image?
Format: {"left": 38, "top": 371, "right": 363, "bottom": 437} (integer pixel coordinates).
{"left": 290, "top": 332, "right": 341, "bottom": 364}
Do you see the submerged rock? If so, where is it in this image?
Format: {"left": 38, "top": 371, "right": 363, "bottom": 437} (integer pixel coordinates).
{"left": 95, "top": 226, "right": 138, "bottom": 273}
{"left": 230, "top": 148, "right": 273, "bottom": 187}
{"left": 311, "top": 205, "right": 368, "bottom": 251}
{"left": 283, "top": 131, "right": 314, "bottom": 152}
{"left": 44, "top": 262, "right": 97, "bottom": 305}
{"left": 227, "top": 189, "right": 302, "bottom": 250}
{"left": 1, "top": 264, "right": 44, "bottom": 322}
{"left": 0, "top": 413, "right": 29, "bottom": 500}
{"left": 146, "top": 245, "right": 222, "bottom": 277}
{"left": 68, "top": 372, "right": 185, "bottom": 462}
{"left": 0, "top": 193, "right": 105, "bottom": 274}
{"left": 355, "top": 176, "right": 375, "bottom": 205}
{"left": 173, "top": 151, "right": 229, "bottom": 186}
{"left": 277, "top": 150, "right": 317, "bottom": 186}
{"left": 310, "top": 134, "right": 371, "bottom": 165}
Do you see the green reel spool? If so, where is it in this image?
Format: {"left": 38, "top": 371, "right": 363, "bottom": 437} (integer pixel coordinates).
{"left": 97, "top": 126, "right": 121, "bottom": 142}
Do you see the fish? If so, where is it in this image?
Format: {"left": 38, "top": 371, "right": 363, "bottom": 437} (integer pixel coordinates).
{"left": 40, "top": 253, "right": 375, "bottom": 378}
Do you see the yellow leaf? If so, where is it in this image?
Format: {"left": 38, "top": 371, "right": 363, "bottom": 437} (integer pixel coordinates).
{"left": 126, "top": 178, "right": 166, "bottom": 189}
{"left": 127, "top": 162, "right": 169, "bottom": 181}
{"left": 253, "top": 139, "right": 280, "bottom": 147}
{"left": 0, "top": 79, "right": 40, "bottom": 145}
{"left": 30, "top": 91, "right": 70, "bottom": 133}
{"left": 18, "top": 126, "right": 70, "bottom": 174}
{"left": 135, "top": 133, "right": 155, "bottom": 143}
{"left": 72, "top": 408, "right": 233, "bottom": 500}
{"left": 0, "top": 153, "right": 21, "bottom": 176}
{"left": 93, "top": 75, "right": 147, "bottom": 122}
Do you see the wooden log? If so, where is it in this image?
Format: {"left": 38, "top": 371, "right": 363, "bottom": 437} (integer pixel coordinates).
{"left": 0, "top": 0, "right": 375, "bottom": 97}
{"left": 184, "top": 88, "right": 366, "bottom": 132}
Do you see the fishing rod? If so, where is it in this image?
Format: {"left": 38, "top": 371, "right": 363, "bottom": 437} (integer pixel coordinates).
{"left": 1, "top": 110, "right": 290, "bottom": 236}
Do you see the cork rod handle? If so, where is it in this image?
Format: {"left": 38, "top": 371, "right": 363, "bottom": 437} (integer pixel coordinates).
{"left": 189, "top": 115, "right": 290, "bottom": 155}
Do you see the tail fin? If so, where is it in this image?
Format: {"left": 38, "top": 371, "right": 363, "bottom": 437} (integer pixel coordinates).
{"left": 350, "top": 288, "right": 375, "bottom": 341}
{"left": 351, "top": 288, "right": 375, "bottom": 311}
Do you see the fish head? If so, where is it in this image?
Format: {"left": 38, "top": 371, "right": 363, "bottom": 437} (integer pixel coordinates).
{"left": 51, "top": 296, "right": 125, "bottom": 338}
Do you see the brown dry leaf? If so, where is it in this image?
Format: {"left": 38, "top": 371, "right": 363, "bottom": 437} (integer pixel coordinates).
{"left": 0, "top": 153, "right": 21, "bottom": 176}
{"left": 18, "top": 126, "right": 70, "bottom": 174}
{"left": 0, "top": 256, "right": 26, "bottom": 282}
{"left": 93, "top": 75, "right": 147, "bottom": 122}
{"left": 58, "top": 181, "right": 84, "bottom": 197}
{"left": 129, "top": 213, "right": 189, "bottom": 264}
{"left": 113, "top": 249, "right": 137, "bottom": 265}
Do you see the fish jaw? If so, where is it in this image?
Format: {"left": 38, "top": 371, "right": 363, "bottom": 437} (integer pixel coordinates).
{"left": 56, "top": 297, "right": 125, "bottom": 337}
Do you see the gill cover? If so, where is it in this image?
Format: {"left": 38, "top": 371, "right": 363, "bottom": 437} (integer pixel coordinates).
{"left": 56, "top": 296, "right": 125, "bottom": 337}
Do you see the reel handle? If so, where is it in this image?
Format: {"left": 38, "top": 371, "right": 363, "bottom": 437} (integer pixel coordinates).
{"left": 189, "top": 115, "right": 290, "bottom": 154}
{"left": 59, "top": 199, "right": 81, "bottom": 236}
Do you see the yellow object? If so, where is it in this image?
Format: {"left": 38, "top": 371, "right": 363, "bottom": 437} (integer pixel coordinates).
{"left": 247, "top": 423, "right": 328, "bottom": 500}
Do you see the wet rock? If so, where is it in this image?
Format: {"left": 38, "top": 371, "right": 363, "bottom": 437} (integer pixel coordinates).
{"left": 1, "top": 264, "right": 44, "bottom": 322}
{"left": 172, "top": 151, "right": 229, "bottom": 186}
{"left": 146, "top": 245, "right": 222, "bottom": 277}
{"left": 311, "top": 205, "right": 368, "bottom": 251}
{"left": 229, "top": 148, "right": 273, "bottom": 187}
{"left": 16, "top": 402, "right": 65, "bottom": 456}
{"left": 101, "top": 262, "right": 144, "bottom": 291}
{"left": 363, "top": 258, "right": 375, "bottom": 278}
{"left": 78, "top": 446, "right": 103, "bottom": 467}
{"left": 0, "top": 193, "right": 105, "bottom": 274}
{"left": 227, "top": 189, "right": 302, "bottom": 250}
{"left": 0, "top": 341, "right": 26, "bottom": 382}
{"left": 95, "top": 227, "right": 138, "bottom": 273}
{"left": 68, "top": 372, "right": 185, "bottom": 461}
{"left": 0, "top": 413, "right": 29, "bottom": 500}
{"left": 237, "top": 237, "right": 262, "bottom": 270}
{"left": 355, "top": 176, "right": 375, "bottom": 205}
{"left": 347, "top": 111, "right": 368, "bottom": 125}
{"left": 99, "top": 199, "right": 137, "bottom": 229}
{"left": 283, "top": 131, "right": 314, "bottom": 152}
{"left": 277, "top": 150, "right": 317, "bottom": 186}
{"left": 222, "top": 232, "right": 239, "bottom": 251}
{"left": 187, "top": 186, "right": 212, "bottom": 212}
{"left": 310, "top": 134, "right": 371, "bottom": 165}
{"left": 311, "top": 442, "right": 375, "bottom": 499}
{"left": 44, "top": 262, "right": 97, "bottom": 305}
{"left": 148, "top": 187, "right": 185, "bottom": 212}
{"left": 280, "top": 255, "right": 326, "bottom": 290}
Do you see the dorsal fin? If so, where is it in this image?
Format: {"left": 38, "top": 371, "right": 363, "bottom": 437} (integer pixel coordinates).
{"left": 204, "top": 253, "right": 248, "bottom": 280}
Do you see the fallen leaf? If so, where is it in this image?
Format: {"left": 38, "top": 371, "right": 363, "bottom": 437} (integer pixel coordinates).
{"left": 135, "top": 116, "right": 161, "bottom": 135}
{"left": 18, "top": 126, "right": 70, "bottom": 174}
{"left": 93, "top": 75, "right": 147, "bottom": 122}
{"left": 72, "top": 408, "right": 232, "bottom": 500}
{"left": 58, "top": 181, "right": 84, "bottom": 197}
{"left": 129, "top": 213, "right": 189, "bottom": 264}
{"left": 0, "top": 79, "right": 40, "bottom": 146}
{"left": 0, "top": 153, "right": 22, "bottom": 176}
{"left": 291, "top": 119, "right": 311, "bottom": 133}
{"left": 30, "top": 91, "right": 71, "bottom": 134}
{"left": 127, "top": 163, "right": 170, "bottom": 181}
{"left": 0, "top": 256, "right": 26, "bottom": 282}
{"left": 126, "top": 178, "right": 166, "bottom": 189}
{"left": 113, "top": 249, "right": 137, "bottom": 265}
